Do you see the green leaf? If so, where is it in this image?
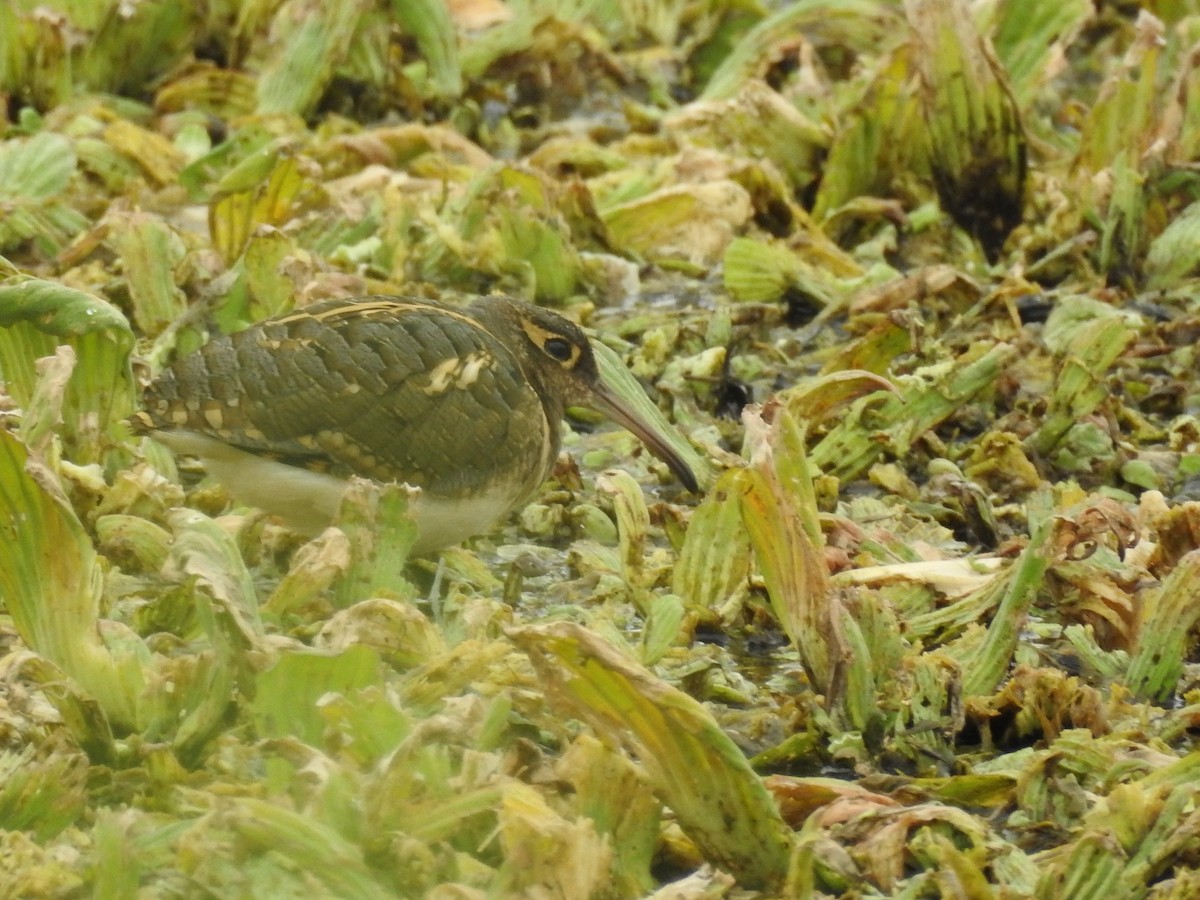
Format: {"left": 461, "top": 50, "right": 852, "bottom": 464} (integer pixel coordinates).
{"left": 0, "top": 277, "right": 135, "bottom": 464}
{"left": 0, "top": 131, "right": 74, "bottom": 200}
{"left": 702, "top": 0, "right": 900, "bottom": 100}
{"left": 906, "top": 0, "right": 1027, "bottom": 258}
{"left": 218, "top": 797, "right": 395, "bottom": 899}
{"left": 0, "top": 746, "right": 87, "bottom": 840}
{"left": 1145, "top": 199, "right": 1200, "bottom": 289}
{"left": 82, "top": 1, "right": 198, "bottom": 94}
{"left": 1126, "top": 550, "right": 1200, "bottom": 703}
{"left": 0, "top": 429, "right": 143, "bottom": 739}
{"left": 111, "top": 213, "right": 188, "bottom": 336}
{"left": 1030, "top": 299, "right": 1138, "bottom": 455}
{"left": 956, "top": 492, "right": 1055, "bottom": 698}
{"left": 640, "top": 593, "right": 684, "bottom": 666}
{"left": 0, "top": 132, "right": 86, "bottom": 252}
{"left": 810, "top": 343, "right": 1016, "bottom": 482}
{"left": 166, "top": 508, "right": 264, "bottom": 643}
{"left": 255, "top": 0, "right": 374, "bottom": 115}
{"left": 986, "top": 0, "right": 1093, "bottom": 107}
{"left": 252, "top": 645, "right": 381, "bottom": 744}
{"left": 511, "top": 621, "right": 794, "bottom": 891}
{"left": 723, "top": 237, "right": 827, "bottom": 304}
{"left": 391, "top": 0, "right": 463, "bottom": 99}
{"left": 209, "top": 145, "right": 316, "bottom": 265}
{"left": 740, "top": 406, "right": 876, "bottom": 730}
{"left": 673, "top": 469, "right": 753, "bottom": 615}
{"left": 332, "top": 479, "right": 420, "bottom": 607}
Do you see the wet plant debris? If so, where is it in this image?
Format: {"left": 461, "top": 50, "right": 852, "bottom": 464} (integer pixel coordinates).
{"left": 4, "top": 0, "right": 1200, "bottom": 896}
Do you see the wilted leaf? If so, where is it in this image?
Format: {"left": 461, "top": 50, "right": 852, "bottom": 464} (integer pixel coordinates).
{"left": 1029, "top": 299, "right": 1139, "bottom": 455}
{"left": 165, "top": 508, "right": 264, "bottom": 644}
{"left": 316, "top": 598, "right": 446, "bottom": 669}
{"left": 0, "top": 277, "right": 136, "bottom": 463}
{"left": 810, "top": 342, "right": 1016, "bottom": 482}
{"left": 906, "top": 0, "right": 1027, "bottom": 258}
{"left": 209, "top": 144, "right": 319, "bottom": 265}
{"left": 740, "top": 405, "right": 876, "bottom": 729}
{"left": 511, "top": 621, "right": 794, "bottom": 890}
{"left": 498, "top": 781, "right": 612, "bottom": 898}
{"left": 602, "top": 181, "right": 752, "bottom": 268}
{"left": 558, "top": 734, "right": 660, "bottom": 896}
{"left": 331, "top": 479, "right": 420, "bottom": 607}
{"left": 0, "top": 745, "right": 88, "bottom": 840}
{"left": 666, "top": 80, "right": 829, "bottom": 193}
{"left": 1145, "top": 199, "right": 1200, "bottom": 289}
{"left": 155, "top": 64, "right": 258, "bottom": 118}
{"left": 701, "top": 0, "right": 901, "bottom": 100}
{"left": 0, "top": 430, "right": 143, "bottom": 738}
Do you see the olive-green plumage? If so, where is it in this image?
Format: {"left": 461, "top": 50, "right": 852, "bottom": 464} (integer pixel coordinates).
{"left": 135, "top": 295, "right": 696, "bottom": 552}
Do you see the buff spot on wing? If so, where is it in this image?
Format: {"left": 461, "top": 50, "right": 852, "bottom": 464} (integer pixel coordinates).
{"left": 456, "top": 352, "right": 491, "bottom": 389}
{"left": 422, "top": 351, "right": 492, "bottom": 395}
{"left": 423, "top": 357, "right": 461, "bottom": 395}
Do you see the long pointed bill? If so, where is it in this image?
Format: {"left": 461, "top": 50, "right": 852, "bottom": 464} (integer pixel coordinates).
{"left": 588, "top": 379, "right": 701, "bottom": 493}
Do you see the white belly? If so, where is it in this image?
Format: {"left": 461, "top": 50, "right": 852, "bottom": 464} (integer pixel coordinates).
{"left": 151, "top": 431, "right": 524, "bottom": 553}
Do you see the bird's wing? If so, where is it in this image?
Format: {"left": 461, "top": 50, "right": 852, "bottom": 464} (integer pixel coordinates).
{"left": 140, "top": 299, "right": 536, "bottom": 494}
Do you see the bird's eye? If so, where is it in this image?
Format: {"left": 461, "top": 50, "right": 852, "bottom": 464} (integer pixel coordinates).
{"left": 543, "top": 337, "right": 575, "bottom": 362}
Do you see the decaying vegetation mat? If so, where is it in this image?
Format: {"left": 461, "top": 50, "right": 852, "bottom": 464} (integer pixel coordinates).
{"left": 3, "top": 1, "right": 1200, "bottom": 896}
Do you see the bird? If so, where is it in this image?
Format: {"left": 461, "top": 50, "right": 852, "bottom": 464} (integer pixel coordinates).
{"left": 132, "top": 294, "right": 698, "bottom": 553}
